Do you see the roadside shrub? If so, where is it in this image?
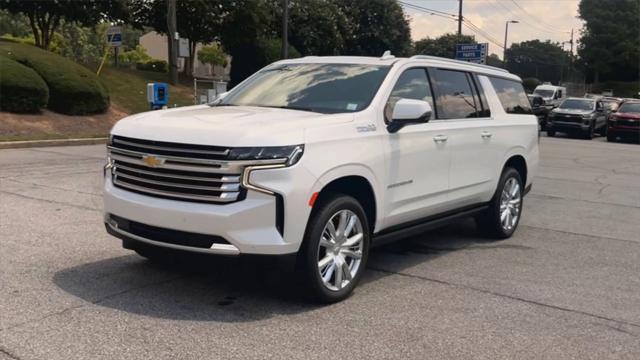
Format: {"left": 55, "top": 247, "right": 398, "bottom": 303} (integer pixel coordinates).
{"left": 0, "top": 56, "right": 49, "bottom": 113}
{"left": 136, "top": 59, "right": 168, "bottom": 73}
{"left": 119, "top": 45, "right": 151, "bottom": 67}
{"left": 0, "top": 40, "right": 109, "bottom": 115}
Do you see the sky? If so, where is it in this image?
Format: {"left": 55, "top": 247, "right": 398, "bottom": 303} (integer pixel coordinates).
{"left": 401, "top": 0, "right": 584, "bottom": 58}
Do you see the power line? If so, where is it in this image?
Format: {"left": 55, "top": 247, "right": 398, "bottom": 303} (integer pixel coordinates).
{"left": 398, "top": 1, "right": 458, "bottom": 19}
{"left": 509, "top": 0, "right": 568, "bottom": 32}
{"left": 462, "top": 20, "right": 504, "bottom": 49}
{"left": 401, "top": 2, "right": 461, "bottom": 22}
{"left": 489, "top": 0, "right": 570, "bottom": 34}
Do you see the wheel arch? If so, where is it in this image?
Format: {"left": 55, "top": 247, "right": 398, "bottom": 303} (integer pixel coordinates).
{"left": 503, "top": 154, "right": 528, "bottom": 186}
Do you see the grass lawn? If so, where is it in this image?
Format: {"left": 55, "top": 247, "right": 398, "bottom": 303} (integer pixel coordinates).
{"left": 99, "top": 67, "right": 195, "bottom": 114}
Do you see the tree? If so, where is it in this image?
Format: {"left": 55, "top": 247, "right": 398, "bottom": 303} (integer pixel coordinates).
{"left": 0, "top": 0, "right": 129, "bottom": 50}
{"left": 578, "top": 0, "right": 640, "bottom": 83}
{"left": 337, "top": 0, "right": 412, "bottom": 56}
{"left": 486, "top": 53, "right": 503, "bottom": 68}
{"left": 414, "top": 33, "right": 476, "bottom": 58}
{"left": 505, "top": 40, "right": 570, "bottom": 84}
{"left": 0, "top": 9, "right": 30, "bottom": 37}
{"left": 197, "top": 44, "right": 228, "bottom": 71}
{"left": 130, "top": 0, "right": 226, "bottom": 76}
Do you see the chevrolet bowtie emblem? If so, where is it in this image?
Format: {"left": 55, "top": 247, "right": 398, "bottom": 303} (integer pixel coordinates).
{"left": 141, "top": 155, "right": 165, "bottom": 167}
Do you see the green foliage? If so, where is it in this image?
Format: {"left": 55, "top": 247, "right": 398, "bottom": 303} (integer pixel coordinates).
{"left": 136, "top": 59, "right": 168, "bottom": 73}
{"left": 486, "top": 53, "right": 503, "bottom": 68}
{"left": 505, "top": 40, "right": 570, "bottom": 84}
{"left": 0, "top": 9, "right": 30, "bottom": 37}
{"left": 414, "top": 33, "right": 477, "bottom": 58}
{"left": 0, "top": 0, "right": 129, "bottom": 50}
{"left": 259, "top": 38, "right": 300, "bottom": 64}
{"left": 53, "top": 22, "right": 108, "bottom": 65}
{"left": 0, "top": 55, "right": 49, "bottom": 113}
{"left": 0, "top": 41, "right": 109, "bottom": 114}
{"left": 578, "top": 0, "right": 640, "bottom": 83}
{"left": 522, "top": 78, "right": 541, "bottom": 93}
{"left": 0, "top": 34, "right": 35, "bottom": 45}
{"left": 197, "top": 44, "right": 228, "bottom": 68}
{"left": 338, "top": 0, "right": 412, "bottom": 56}
{"left": 119, "top": 45, "right": 151, "bottom": 66}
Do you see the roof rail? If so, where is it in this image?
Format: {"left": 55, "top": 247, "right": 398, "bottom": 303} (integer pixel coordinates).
{"left": 409, "top": 55, "right": 509, "bottom": 73}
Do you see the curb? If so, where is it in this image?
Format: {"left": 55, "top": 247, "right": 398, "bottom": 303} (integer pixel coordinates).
{"left": 0, "top": 137, "right": 108, "bottom": 150}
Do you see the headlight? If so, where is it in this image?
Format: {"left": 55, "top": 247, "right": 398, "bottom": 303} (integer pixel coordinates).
{"left": 582, "top": 114, "right": 595, "bottom": 119}
{"left": 228, "top": 145, "right": 304, "bottom": 166}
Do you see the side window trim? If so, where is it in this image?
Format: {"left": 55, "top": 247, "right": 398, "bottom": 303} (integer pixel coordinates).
{"left": 428, "top": 67, "right": 482, "bottom": 121}
{"left": 470, "top": 73, "right": 491, "bottom": 118}
{"left": 385, "top": 66, "right": 438, "bottom": 121}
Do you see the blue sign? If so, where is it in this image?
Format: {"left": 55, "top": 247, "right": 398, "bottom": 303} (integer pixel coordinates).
{"left": 106, "top": 26, "right": 122, "bottom": 47}
{"left": 147, "top": 83, "right": 169, "bottom": 110}
{"left": 455, "top": 43, "right": 488, "bottom": 64}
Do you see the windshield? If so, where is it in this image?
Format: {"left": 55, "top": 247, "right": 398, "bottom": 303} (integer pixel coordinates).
{"left": 217, "top": 63, "right": 391, "bottom": 114}
{"left": 559, "top": 99, "right": 595, "bottom": 111}
{"left": 602, "top": 100, "right": 620, "bottom": 111}
{"left": 618, "top": 102, "right": 640, "bottom": 113}
{"left": 533, "top": 89, "right": 555, "bottom": 98}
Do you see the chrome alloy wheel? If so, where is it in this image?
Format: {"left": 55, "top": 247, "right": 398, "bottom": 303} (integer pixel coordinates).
{"left": 317, "top": 209, "right": 364, "bottom": 291}
{"left": 499, "top": 177, "right": 522, "bottom": 231}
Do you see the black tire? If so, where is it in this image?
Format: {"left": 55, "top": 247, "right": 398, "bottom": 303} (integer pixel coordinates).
{"left": 476, "top": 167, "right": 524, "bottom": 239}
{"left": 546, "top": 129, "right": 555, "bottom": 137}
{"left": 598, "top": 124, "right": 607, "bottom": 136}
{"left": 607, "top": 132, "right": 616, "bottom": 142}
{"left": 583, "top": 124, "right": 594, "bottom": 139}
{"left": 298, "top": 193, "right": 370, "bottom": 303}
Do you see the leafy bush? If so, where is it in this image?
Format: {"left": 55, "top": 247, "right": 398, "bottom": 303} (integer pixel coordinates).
{"left": 136, "top": 59, "right": 168, "bottom": 73}
{"left": 0, "top": 40, "right": 109, "bottom": 115}
{"left": 119, "top": 45, "right": 151, "bottom": 66}
{"left": 0, "top": 56, "right": 49, "bottom": 113}
{"left": 198, "top": 44, "right": 228, "bottom": 68}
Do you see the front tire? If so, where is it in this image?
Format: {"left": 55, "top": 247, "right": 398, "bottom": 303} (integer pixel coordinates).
{"left": 476, "top": 167, "right": 524, "bottom": 239}
{"left": 583, "top": 124, "right": 594, "bottom": 139}
{"left": 298, "top": 194, "right": 370, "bottom": 303}
{"left": 607, "top": 131, "right": 616, "bottom": 142}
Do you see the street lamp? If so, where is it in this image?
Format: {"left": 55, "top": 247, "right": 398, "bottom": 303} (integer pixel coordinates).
{"left": 503, "top": 20, "right": 519, "bottom": 66}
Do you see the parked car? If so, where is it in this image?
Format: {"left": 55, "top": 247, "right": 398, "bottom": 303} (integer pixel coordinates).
{"left": 607, "top": 100, "right": 640, "bottom": 142}
{"left": 546, "top": 97, "right": 608, "bottom": 139}
{"left": 528, "top": 94, "right": 549, "bottom": 130}
{"left": 602, "top": 97, "right": 623, "bottom": 112}
{"left": 533, "top": 84, "right": 567, "bottom": 108}
{"left": 103, "top": 54, "right": 539, "bottom": 302}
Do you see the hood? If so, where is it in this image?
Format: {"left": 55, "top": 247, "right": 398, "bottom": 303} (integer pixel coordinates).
{"left": 111, "top": 105, "right": 354, "bottom": 146}
{"left": 552, "top": 108, "right": 594, "bottom": 115}
{"left": 615, "top": 112, "right": 640, "bottom": 120}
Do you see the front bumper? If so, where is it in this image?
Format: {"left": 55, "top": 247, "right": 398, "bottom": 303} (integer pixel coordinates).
{"left": 103, "top": 163, "right": 317, "bottom": 256}
{"left": 547, "top": 120, "right": 590, "bottom": 132}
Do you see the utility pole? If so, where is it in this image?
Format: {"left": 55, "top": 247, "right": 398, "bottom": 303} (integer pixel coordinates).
{"left": 167, "top": 0, "right": 178, "bottom": 85}
{"left": 281, "top": 0, "right": 289, "bottom": 59}
{"left": 569, "top": 28, "right": 574, "bottom": 55}
{"left": 457, "top": 0, "right": 463, "bottom": 36}
{"left": 503, "top": 20, "right": 519, "bottom": 66}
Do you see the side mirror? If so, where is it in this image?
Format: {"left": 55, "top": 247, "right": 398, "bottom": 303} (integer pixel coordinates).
{"left": 387, "top": 99, "right": 432, "bottom": 133}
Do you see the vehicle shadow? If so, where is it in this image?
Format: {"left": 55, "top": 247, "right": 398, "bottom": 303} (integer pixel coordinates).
{"left": 53, "top": 218, "right": 489, "bottom": 322}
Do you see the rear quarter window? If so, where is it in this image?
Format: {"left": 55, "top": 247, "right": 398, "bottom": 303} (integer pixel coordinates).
{"left": 489, "top": 77, "right": 533, "bottom": 115}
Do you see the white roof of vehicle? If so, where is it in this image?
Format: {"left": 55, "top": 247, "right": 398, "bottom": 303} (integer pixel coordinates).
{"left": 535, "top": 84, "right": 565, "bottom": 90}
{"left": 276, "top": 55, "right": 521, "bottom": 81}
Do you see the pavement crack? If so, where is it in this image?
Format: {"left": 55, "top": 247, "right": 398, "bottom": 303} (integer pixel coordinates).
{"left": 0, "top": 275, "right": 186, "bottom": 333}
{"left": 2, "top": 178, "right": 100, "bottom": 196}
{"left": 368, "top": 266, "right": 640, "bottom": 330}
{"left": 0, "top": 347, "right": 22, "bottom": 360}
{"left": 520, "top": 224, "right": 640, "bottom": 246}
{"left": 0, "top": 190, "right": 100, "bottom": 212}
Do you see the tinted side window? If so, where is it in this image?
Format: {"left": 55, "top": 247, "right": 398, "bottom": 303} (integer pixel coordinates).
{"left": 489, "top": 77, "right": 533, "bottom": 115}
{"left": 429, "top": 69, "right": 479, "bottom": 119}
{"left": 388, "top": 68, "right": 435, "bottom": 119}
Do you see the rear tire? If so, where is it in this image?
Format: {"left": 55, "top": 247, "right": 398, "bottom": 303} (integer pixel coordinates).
{"left": 607, "top": 132, "right": 616, "bottom": 142}
{"left": 298, "top": 194, "right": 370, "bottom": 303}
{"left": 476, "top": 167, "right": 524, "bottom": 239}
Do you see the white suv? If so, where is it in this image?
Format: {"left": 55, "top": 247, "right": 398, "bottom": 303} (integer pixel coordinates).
{"left": 104, "top": 54, "right": 538, "bottom": 302}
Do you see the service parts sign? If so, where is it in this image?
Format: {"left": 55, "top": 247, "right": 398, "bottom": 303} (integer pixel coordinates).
{"left": 106, "top": 26, "right": 122, "bottom": 47}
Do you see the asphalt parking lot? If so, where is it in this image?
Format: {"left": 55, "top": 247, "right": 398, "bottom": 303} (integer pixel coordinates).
{"left": 1, "top": 136, "right": 639, "bottom": 360}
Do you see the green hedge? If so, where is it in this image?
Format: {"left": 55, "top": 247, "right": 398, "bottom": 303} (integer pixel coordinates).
{"left": 0, "top": 56, "right": 49, "bottom": 113}
{"left": 136, "top": 59, "right": 168, "bottom": 73}
{"left": 0, "top": 41, "right": 109, "bottom": 115}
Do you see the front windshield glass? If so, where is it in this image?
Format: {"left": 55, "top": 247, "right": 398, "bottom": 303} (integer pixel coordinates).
{"left": 533, "top": 89, "right": 555, "bottom": 98}
{"left": 559, "top": 99, "right": 595, "bottom": 111}
{"left": 618, "top": 102, "right": 640, "bottom": 113}
{"left": 217, "top": 63, "right": 391, "bottom": 114}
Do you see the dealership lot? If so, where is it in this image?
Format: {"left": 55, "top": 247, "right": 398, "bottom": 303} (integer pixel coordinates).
{"left": 1, "top": 137, "right": 639, "bottom": 359}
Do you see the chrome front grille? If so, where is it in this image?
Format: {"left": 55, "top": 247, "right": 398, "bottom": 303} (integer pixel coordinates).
{"left": 108, "top": 136, "right": 243, "bottom": 204}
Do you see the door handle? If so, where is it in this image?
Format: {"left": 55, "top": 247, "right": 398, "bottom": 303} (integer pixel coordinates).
{"left": 481, "top": 131, "right": 493, "bottom": 139}
{"left": 433, "top": 135, "right": 448, "bottom": 143}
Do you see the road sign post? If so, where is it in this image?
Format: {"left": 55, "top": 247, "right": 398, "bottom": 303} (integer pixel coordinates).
{"left": 455, "top": 43, "right": 488, "bottom": 64}
{"left": 106, "top": 26, "right": 122, "bottom": 67}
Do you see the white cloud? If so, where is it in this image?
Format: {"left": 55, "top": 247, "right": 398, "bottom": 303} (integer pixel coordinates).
{"left": 405, "top": 0, "right": 583, "bottom": 58}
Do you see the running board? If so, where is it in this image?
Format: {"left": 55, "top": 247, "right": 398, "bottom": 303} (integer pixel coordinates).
{"left": 372, "top": 204, "right": 489, "bottom": 247}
